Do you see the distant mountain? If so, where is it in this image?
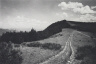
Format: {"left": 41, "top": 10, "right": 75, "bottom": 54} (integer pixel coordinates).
{"left": 0, "top": 28, "right": 12, "bottom": 36}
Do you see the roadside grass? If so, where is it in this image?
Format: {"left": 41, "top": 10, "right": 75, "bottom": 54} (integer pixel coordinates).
{"left": 75, "top": 45, "right": 96, "bottom": 64}
{"left": 71, "top": 31, "right": 95, "bottom": 55}
{"left": 71, "top": 31, "right": 96, "bottom": 64}
{"left": 20, "top": 47, "right": 61, "bottom": 64}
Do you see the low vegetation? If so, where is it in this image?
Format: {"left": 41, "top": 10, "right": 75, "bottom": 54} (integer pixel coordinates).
{"left": 0, "top": 42, "right": 23, "bottom": 64}
{"left": 41, "top": 43, "right": 61, "bottom": 50}
{"left": 27, "top": 42, "right": 61, "bottom": 50}
{"left": 27, "top": 42, "right": 42, "bottom": 47}
{"left": 75, "top": 45, "right": 96, "bottom": 64}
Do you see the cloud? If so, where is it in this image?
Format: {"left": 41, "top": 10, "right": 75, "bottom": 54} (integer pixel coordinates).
{"left": 79, "top": 14, "right": 96, "bottom": 22}
{"left": 73, "top": 5, "right": 96, "bottom": 14}
{"left": 1, "top": 15, "right": 50, "bottom": 31}
{"left": 58, "top": 2, "right": 96, "bottom": 14}
{"left": 56, "top": 12, "right": 68, "bottom": 19}
{"left": 70, "top": 14, "right": 96, "bottom": 22}
{"left": 62, "top": 12, "right": 68, "bottom": 17}
{"left": 58, "top": 2, "right": 83, "bottom": 10}
{"left": 91, "top": 6, "right": 96, "bottom": 9}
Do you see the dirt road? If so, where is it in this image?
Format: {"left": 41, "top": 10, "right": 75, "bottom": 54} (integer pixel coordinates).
{"left": 39, "top": 31, "right": 75, "bottom": 64}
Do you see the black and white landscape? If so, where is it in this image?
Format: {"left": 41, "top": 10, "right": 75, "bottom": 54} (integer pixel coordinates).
{"left": 0, "top": 0, "right": 96, "bottom": 64}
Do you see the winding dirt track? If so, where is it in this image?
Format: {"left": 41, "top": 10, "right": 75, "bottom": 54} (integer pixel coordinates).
{"left": 39, "top": 31, "right": 75, "bottom": 64}
{"left": 39, "top": 31, "right": 90, "bottom": 64}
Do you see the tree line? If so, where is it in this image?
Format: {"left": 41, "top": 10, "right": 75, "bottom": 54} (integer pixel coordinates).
{"left": 0, "top": 28, "right": 60, "bottom": 44}
{"left": 0, "top": 29, "right": 42, "bottom": 44}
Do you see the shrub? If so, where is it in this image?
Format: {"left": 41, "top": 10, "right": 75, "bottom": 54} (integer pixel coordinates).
{"left": 0, "top": 42, "right": 23, "bottom": 64}
{"left": 81, "top": 55, "right": 96, "bottom": 64}
{"left": 27, "top": 42, "right": 61, "bottom": 50}
{"left": 41, "top": 43, "right": 61, "bottom": 50}
{"left": 14, "top": 44, "right": 21, "bottom": 47}
{"left": 27, "top": 42, "right": 41, "bottom": 47}
{"left": 21, "top": 42, "right": 27, "bottom": 46}
{"left": 75, "top": 45, "right": 96, "bottom": 64}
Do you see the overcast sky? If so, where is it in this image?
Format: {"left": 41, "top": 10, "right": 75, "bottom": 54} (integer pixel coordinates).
{"left": 0, "top": 0, "right": 96, "bottom": 31}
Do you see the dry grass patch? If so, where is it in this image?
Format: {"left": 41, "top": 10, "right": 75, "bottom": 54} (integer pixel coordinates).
{"left": 20, "top": 47, "right": 61, "bottom": 64}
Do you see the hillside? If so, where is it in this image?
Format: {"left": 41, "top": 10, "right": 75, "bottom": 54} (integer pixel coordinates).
{"left": 67, "top": 21, "right": 96, "bottom": 32}
{"left": 1, "top": 19, "right": 96, "bottom": 64}
{"left": 37, "top": 20, "right": 70, "bottom": 39}
{"left": 38, "top": 20, "right": 96, "bottom": 39}
{"left": 20, "top": 28, "right": 73, "bottom": 64}
{"left": 20, "top": 28, "right": 96, "bottom": 64}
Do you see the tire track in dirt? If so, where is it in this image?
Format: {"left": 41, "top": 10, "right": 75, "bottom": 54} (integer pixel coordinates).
{"left": 39, "top": 31, "right": 91, "bottom": 64}
{"left": 39, "top": 31, "right": 75, "bottom": 64}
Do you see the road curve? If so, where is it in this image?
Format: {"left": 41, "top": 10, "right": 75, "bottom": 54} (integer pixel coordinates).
{"left": 39, "top": 31, "right": 75, "bottom": 64}
{"left": 39, "top": 30, "right": 92, "bottom": 64}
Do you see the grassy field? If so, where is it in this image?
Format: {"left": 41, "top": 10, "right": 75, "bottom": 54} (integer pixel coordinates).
{"left": 72, "top": 31, "right": 95, "bottom": 49}
{"left": 15, "top": 29, "right": 96, "bottom": 64}
{"left": 20, "top": 47, "right": 61, "bottom": 64}
{"left": 70, "top": 31, "right": 96, "bottom": 64}
{"left": 18, "top": 29, "right": 74, "bottom": 64}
